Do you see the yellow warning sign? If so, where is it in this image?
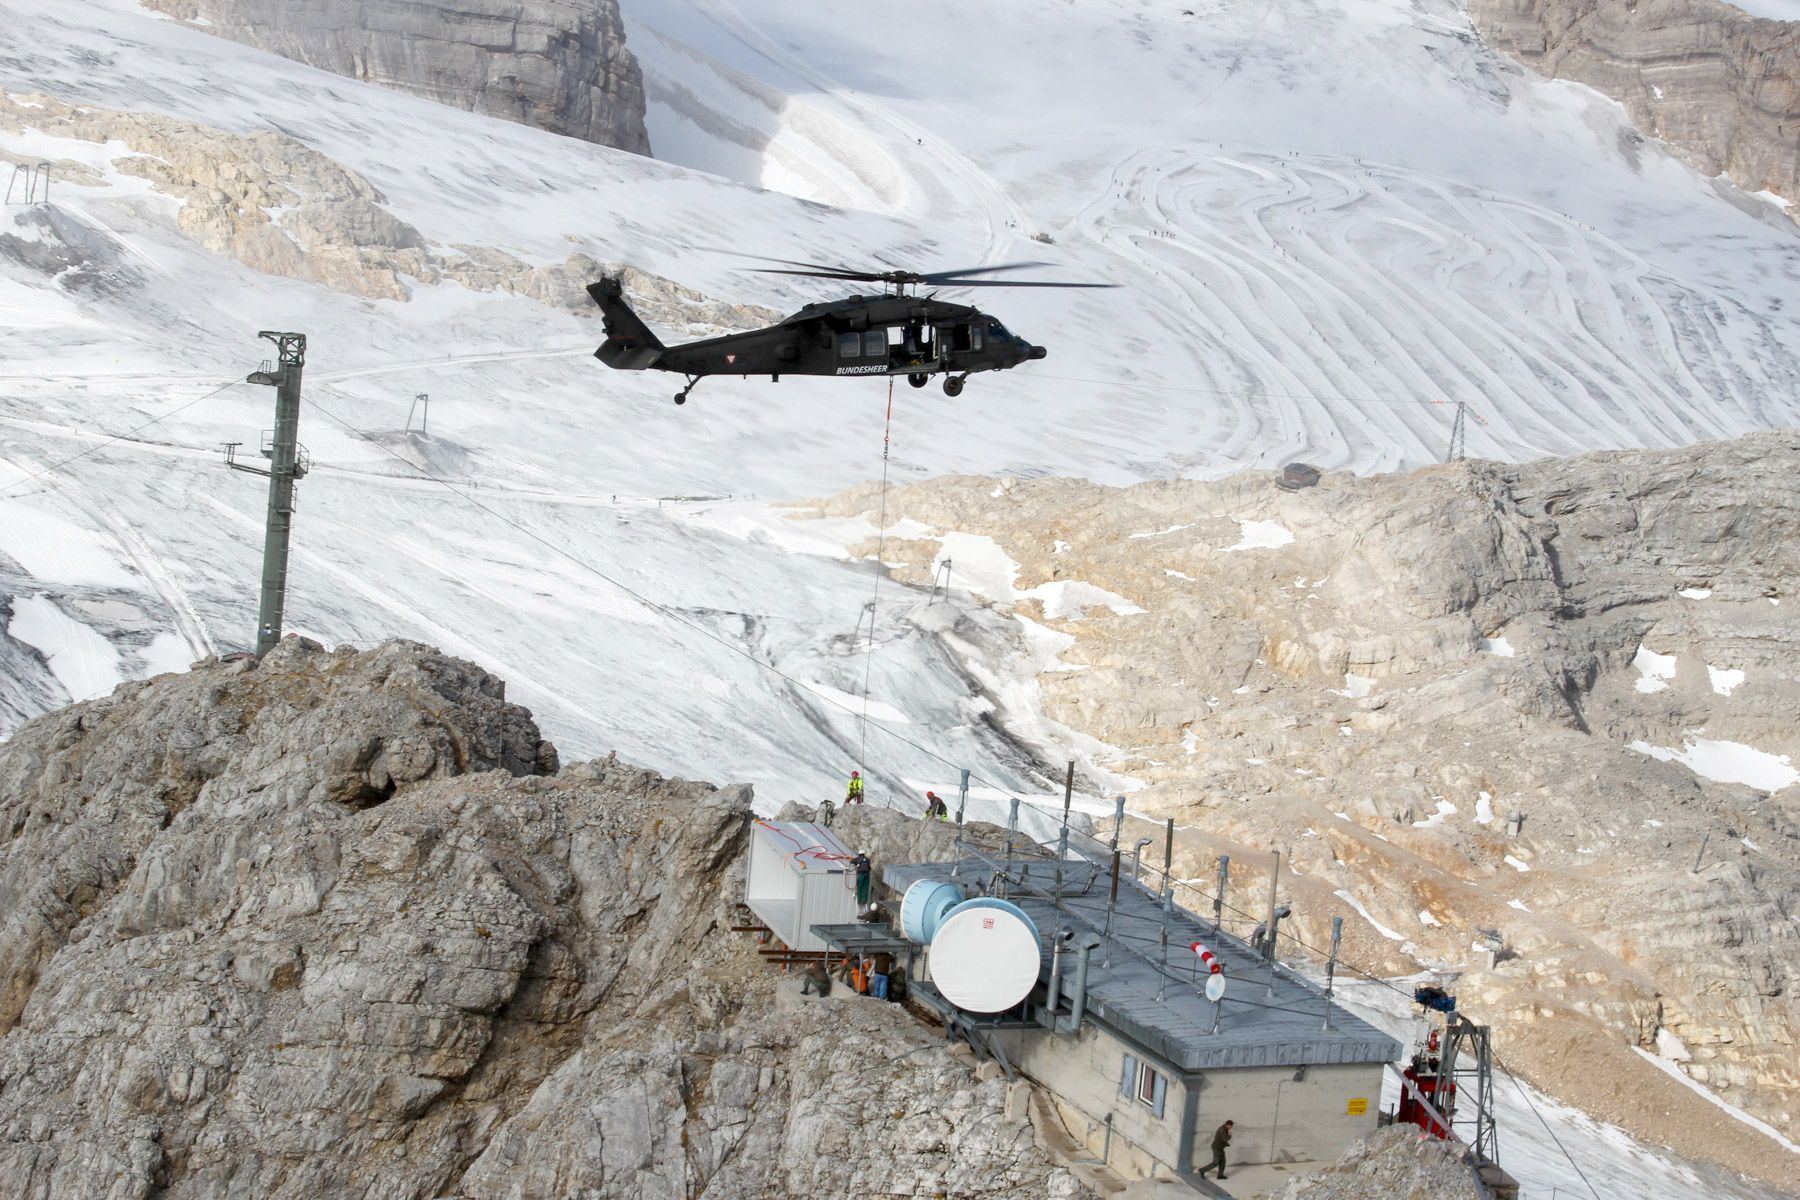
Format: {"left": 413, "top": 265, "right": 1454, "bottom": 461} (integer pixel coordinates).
{"left": 1346, "top": 1098, "right": 1368, "bottom": 1116}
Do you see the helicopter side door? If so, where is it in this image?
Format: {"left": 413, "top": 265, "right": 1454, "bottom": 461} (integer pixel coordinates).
{"left": 833, "top": 326, "right": 891, "bottom": 375}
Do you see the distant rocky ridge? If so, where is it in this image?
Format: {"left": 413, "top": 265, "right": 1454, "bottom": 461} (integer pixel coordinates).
{"left": 139, "top": 0, "right": 650, "bottom": 155}
{"left": 1468, "top": 0, "right": 1800, "bottom": 216}
{"left": 0, "top": 89, "right": 776, "bottom": 330}
{"left": 799, "top": 430, "right": 1800, "bottom": 1191}
{"left": 0, "top": 638, "right": 1082, "bottom": 1199}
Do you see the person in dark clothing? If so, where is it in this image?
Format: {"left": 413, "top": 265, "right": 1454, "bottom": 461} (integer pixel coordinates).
{"left": 1197, "top": 1119, "right": 1233, "bottom": 1180}
{"left": 851, "top": 852, "right": 872, "bottom": 905}
{"left": 922, "top": 791, "right": 948, "bottom": 821}
{"left": 800, "top": 961, "right": 832, "bottom": 997}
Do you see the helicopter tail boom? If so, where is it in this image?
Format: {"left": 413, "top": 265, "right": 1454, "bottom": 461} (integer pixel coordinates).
{"left": 587, "top": 276, "right": 666, "bottom": 370}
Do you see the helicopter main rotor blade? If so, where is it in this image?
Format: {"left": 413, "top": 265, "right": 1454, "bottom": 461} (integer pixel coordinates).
{"left": 928, "top": 279, "right": 1119, "bottom": 289}
{"left": 915, "top": 261, "right": 1051, "bottom": 283}
{"left": 707, "top": 248, "right": 877, "bottom": 276}
{"left": 748, "top": 267, "right": 895, "bottom": 282}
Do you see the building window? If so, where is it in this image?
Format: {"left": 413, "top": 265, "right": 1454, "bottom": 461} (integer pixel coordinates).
{"left": 1120, "top": 1053, "right": 1167, "bottom": 1119}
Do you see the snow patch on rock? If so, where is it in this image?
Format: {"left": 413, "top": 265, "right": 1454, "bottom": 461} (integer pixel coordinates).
{"left": 1629, "top": 736, "right": 1798, "bottom": 792}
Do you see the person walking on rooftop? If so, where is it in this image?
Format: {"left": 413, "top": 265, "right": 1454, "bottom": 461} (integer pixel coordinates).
{"left": 851, "top": 852, "right": 872, "bottom": 905}
{"left": 1197, "top": 1119, "right": 1233, "bottom": 1180}
{"left": 846, "top": 771, "right": 865, "bottom": 804}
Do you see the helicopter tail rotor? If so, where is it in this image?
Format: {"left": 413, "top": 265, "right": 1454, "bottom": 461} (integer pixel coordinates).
{"left": 587, "top": 276, "right": 666, "bottom": 370}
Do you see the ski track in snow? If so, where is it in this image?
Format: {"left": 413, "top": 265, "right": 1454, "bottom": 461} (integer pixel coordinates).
{"left": 1075, "top": 147, "right": 1794, "bottom": 472}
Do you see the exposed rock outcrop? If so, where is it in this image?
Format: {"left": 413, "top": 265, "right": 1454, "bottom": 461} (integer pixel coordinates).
{"left": 0, "top": 89, "right": 776, "bottom": 328}
{"left": 0, "top": 637, "right": 1081, "bottom": 1199}
{"left": 140, "top": 0, "right": 650, "bottom": 155}
{"left": 1270, "top": 1126, "right": 1478, "bottom": 1200}
{"left": 799, "top": 430, "right": 1800, "bottom": 1189}
{"left": 1468, "top": 0, "right": 1800, "bottom": 214}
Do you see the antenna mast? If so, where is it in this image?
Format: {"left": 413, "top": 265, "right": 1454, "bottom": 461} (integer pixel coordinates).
{"left": 1446, "top": 399, "right": 1467, "bottom": 463}
{"left": 229, "top": 332, "right": 309, "bottom": 656}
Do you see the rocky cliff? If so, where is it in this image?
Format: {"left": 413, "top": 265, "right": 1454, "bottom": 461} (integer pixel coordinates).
{"left": 1468, "top": 0, "right": 1800, "bottom": 213}
{"left": 798, "top": 429, "right": 1800, "bottom": 1190}
{"left": 1270, "top": 1126, "right": 1475, "bottom": 1200}
{"left": 139, "top": 0, "right": 650, "bottom": 155}
{"left": 0, "top": 638, "right": 1080, "bottom": 1199}
{"left": 0, "top": 88, "right": 774, "bottom": 326}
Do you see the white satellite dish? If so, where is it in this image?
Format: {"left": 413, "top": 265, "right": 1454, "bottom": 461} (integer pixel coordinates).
{"left": 929, "top": 899, "right": 1041, "bottom": 1013}
{"left": 1205, "top": 973, "right": 1227, "bottom": 1003}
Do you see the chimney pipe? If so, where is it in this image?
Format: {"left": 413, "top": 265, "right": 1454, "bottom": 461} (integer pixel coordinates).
{"left": 1058, "top": 934, "right": 1104, "bottom": 1034}
{"left": 1042, "top": 928, "right": 1072, "bottom": 1029}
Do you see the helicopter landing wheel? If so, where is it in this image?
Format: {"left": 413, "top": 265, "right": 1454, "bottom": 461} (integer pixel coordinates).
{"left": 908, "top": 372, "right": 929, "bottom": 389}
{"left": 673, "top": 392, "right": 688, "bottom": 405}
{"left": 943, "top": 375, "right": 966, "bottom": 398}
{"left": 673, "top": 375, "right": 699, "bottom": 406}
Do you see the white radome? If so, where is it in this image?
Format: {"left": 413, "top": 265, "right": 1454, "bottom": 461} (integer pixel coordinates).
{"left": 928, "top": 900, "right": 1042, "bottom": 1013}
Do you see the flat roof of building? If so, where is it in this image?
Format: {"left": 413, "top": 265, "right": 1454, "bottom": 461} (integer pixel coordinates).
{"left": 752, "top": 820, "right": 855, "bottom": 873}
{"left": 883, "top": 859, "right": 1403, "bottom": 1073}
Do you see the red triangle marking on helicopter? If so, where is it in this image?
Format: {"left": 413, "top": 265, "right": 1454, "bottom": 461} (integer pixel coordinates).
{"left": 726, "top": 353, "right": 737, "bottom": 364}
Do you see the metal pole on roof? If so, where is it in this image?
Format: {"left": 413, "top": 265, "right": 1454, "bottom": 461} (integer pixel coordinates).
{"left": 1213, "top": 855, "right": 1229, "bottom": 936}
{"left": 1102, "top": 846, "right": 1121, "bottom": 968}
{"left": 956, "top": 768, "right": 970, "bottom": 826}
{"left": 1264, "top": 851, "right": 1282, "bottom": 1001}
{"left": 1054, "top": 825, "right": 1069, "bottom": 914}
{"left": 1322, "top": 916, "right": 1343, "bottom": 1031}
{"left": 1099, "top": 795, "right": 1125, "bottom": 965}
{"left": 1156, "top": 818, "right": 1174, "bottom": 1001}
{"left": 1262, "top": 852, "right": 1282, "bottom": 961}
{"left": 1162, "top": 818, "right": 1174, "bottom": 906}
{"left": 1002, "top": 797, "right": 1019, "bottom": 899}
{"left": 1062, "top": 761, "right": 1074, "bottom": 822}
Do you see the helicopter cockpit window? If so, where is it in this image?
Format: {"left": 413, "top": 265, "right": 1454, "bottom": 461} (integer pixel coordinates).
{"left": 863, "top": 329, "right": 887, "bottom": 358}
{"left": 988, "top": 321, "right": 1010, "bottom": 343}
{"left": 838, "top": 332, "right": 861, "bottom": 357}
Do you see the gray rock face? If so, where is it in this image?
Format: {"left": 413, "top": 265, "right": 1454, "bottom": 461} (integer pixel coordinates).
{"left": 1468, "top": 0, "right": 1800, "bottom": 212}
{"left": 142, "top": 0, "right": 651, "bottom": 155}
{"left": 1269, "top": 1126, "right": 1477, "bottom": 1199}
{"left": 0, "top": 637, "right": 1081, "bottom": 1199}
{"left": 800, "top": 430, "right": 1800, "bottom": 1190}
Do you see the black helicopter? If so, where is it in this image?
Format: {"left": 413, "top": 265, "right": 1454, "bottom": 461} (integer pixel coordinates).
{"left": 586, "top": 259, "right": 1110, "bottom": 404}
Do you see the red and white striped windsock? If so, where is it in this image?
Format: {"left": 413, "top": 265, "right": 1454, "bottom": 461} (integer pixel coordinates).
{"left": 1190, "top": 942, "right": 1222, "bottom": 975}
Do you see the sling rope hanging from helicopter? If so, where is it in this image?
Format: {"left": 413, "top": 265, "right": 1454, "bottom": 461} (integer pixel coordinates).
{"left": 859, "top": 375, "right": 896, "bottom": 778}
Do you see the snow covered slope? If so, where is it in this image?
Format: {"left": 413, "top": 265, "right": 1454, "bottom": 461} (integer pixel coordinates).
{"left": 5, "top": 0, "right": 1800, "bottom": 1194}
{"left": 2, "top": 0, "right": 1798, "bottom": 815}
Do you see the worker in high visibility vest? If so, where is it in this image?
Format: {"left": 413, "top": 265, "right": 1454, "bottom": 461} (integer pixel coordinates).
{"left": 846, "top": 771, "right": 864, "bottom": 804}
{"left": 922, "top": 791, "right": 948, "bottom": 821}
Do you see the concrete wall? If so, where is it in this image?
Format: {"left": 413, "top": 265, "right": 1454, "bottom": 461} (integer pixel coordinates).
{"left": 995, "top": 1024, "right": 1189, "bottom": 1176}
{"left": 992, "top": 1022, "right": 1385, "bottom": 1175}
{"left": 1192, "top": 1062, "right": 1384, "bottom": 1167}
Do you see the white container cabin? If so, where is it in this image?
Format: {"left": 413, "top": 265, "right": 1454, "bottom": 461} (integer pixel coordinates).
{"left": 744, "top": 820, "right": 860, "bottom": 952}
